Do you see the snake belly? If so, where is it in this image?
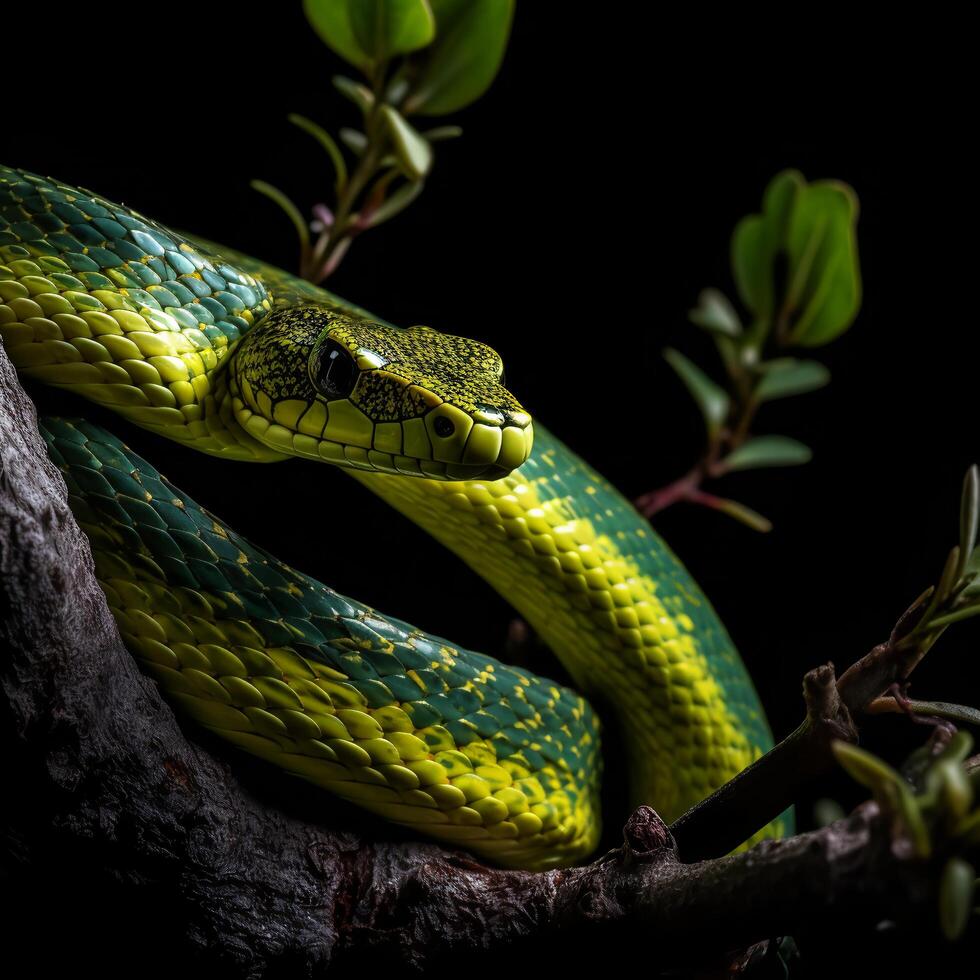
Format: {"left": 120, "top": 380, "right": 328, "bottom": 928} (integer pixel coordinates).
{"left": 0, "top": 165, "right": 785, "bottom": 868}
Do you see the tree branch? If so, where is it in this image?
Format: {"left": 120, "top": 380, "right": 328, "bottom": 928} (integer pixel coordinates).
{"left": 671, "top": 588, "right": 948, "bottom": 859}
{"left": 0, "top": 348, "right": 965, "bottom": 974}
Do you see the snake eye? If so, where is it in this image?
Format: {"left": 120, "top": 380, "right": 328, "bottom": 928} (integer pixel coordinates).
{"left": 312, "top": 338, "right": 358, "bottom": 400}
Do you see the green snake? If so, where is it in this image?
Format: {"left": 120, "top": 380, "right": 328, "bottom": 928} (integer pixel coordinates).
{"left": 0, "top": 164, "right": 784, "bottom": 869}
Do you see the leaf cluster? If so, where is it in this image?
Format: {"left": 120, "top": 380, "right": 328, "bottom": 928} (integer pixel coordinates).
{"left": 661, "top": 171, "right": 861, "bottom": 530}
{"left": 835, "top": 733, "right": 980, "bottom": 940}
{"left": 255, "top": 1, "right": 514, "bottom": 282}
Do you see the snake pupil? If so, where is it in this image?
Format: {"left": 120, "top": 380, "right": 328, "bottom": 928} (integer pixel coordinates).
{"left": 434, "top": 416, "right": 455, "bottom": 438}
{"left": 314, "top": 338, "right": 358, "bottom": 399}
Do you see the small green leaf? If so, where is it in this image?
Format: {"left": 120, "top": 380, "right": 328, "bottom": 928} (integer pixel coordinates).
{"left": 933, "top": 546, "right": 962, "bottom": 610}
{"left": 959, "top": 466, "right": 980, "bottom": 579}
{"left": 386, "top": 75, "right": 411, "bottom": 104}
{"left": 333, "top": 75, "right": 375, "bottom": 113}
{"left": 250, "top": 180, "right": 309, "bottom": 252}
{"left": 723, "top": 435, "right": 812, "bottom": 472}
{"left": 937, "top": 760, "right": 974, "bottom": 819}
{"left": 305, "top": 0, "right": 367, "bottom": 68}
{"left": 755, "top": 358, "right": 831, "bottom": 402}
{"left": 352, "top": 0, "right": 436, "bottom": 62}
{"left": 732, "top": 170, "right": 798, "bottom": 332}
{"left": 732, "top": 170, "right": 861, "bottom": 347}
{"left": 833, "top": 742, "right": 930, "bottom": 854}
{"left": 380, "top": 106, "right": 433, "bottom": 179}
{"left": 707, "top": 497, "right": 773, "bottom": 534}
{"left": 937, "top": 731, "right": 975, "bottom": 764}
{"left": 288, "top": 114, "right": 348, "bottom": 193}
{"left": 689, "top": 288, "right": 742, "bottom": 337}
{"left": 962, "top": 547, "right": 980, "bottom": 596}
{"left": 663, "top": 348, "right": 730, "bottom": 440}
{"left": 403, "top": 0, "right": 515, "bottom": 115}
{"left": 892, "top": 781, "right": 932, "bottom": 858}
{"left": 364, "top": 180, "right": 425, "bottom": 227}
{"left": 927, "top": 601, "right": 980, "bottom": 630}
{"left": 340, "top": 128, "right": 368, "bottom": 154}
{"left": 940, "top": 858, "right": 976, "bottom": 940}
{"left": 423, "top": 125, "right": 464, "bottom": 142}
{"left": 305, "top": 0, "right": 435, "bottom": 69}
{"left": 833, "top": 741, "right": 905, "bottom": 793}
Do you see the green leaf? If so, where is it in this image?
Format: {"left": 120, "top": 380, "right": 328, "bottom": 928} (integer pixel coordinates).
{"left": 940, "top": 858, "right": 976, "bottom": 940}
{"left": 386, "top": 75, "right": 411, "bottom": 104}
{"left": 333, "top": 75, "right": 375, "bottom": 113}
{"left": 927, "top": 602, "right": 980, "bottom": 630}
{"left": 288, "top": 114, "right": 348, "bottom": 193}
{"left": 959, "top": 466, "right": 980, "bottom": 579}
{"left": 937, "top": 760, "right": 974, "bottom": 819}
{"left": 250, "top": 181, "right": 309, "bottom": 252}
{"left": 833, "top": 740, "right": 904, "bottom": 793}
{"left": 732, "top": 170, "right": 798, "bottom": 330}
{"left": 755, "top": 358, "right": 830, "bottom": 401}
{"left": 723, "top": 435, "right": 812, "bottom": 472}
{"left": 663, "top": 348, "right": 730, "bottom": 440}
{"left": 380, "top": 106, "right": 433, "bottom": 179}
{"left": 937, "top": 731, "right": 975, "bottom": 763}
{"left": 423, "top": 125, "right": 464, "bottom": 142}
{"left": 305, "top": 0, "right": 365, "bottom": 68}
{"left": 305, "top": 0, "right": 435, "bottom": 69}
{"left": 937, "top": 546, "right": 962, "bottom": 606}
{"left": 707, "top": 497, "right": 773, "bottom": 534}
{"left": 732, "top": 169, "right": 861, "bottom": 347}
{"left": 403, "top": 0, "right": 515, "bottom": 115}
{"left": 351, "top": 0, "right": 436, "bottom": 62}
{"left": 893, "top": 783, "right": 932, "bottom": 858}
{"left": 364, "top": 180, "right": 425, "bottom": 227}
{"left": 963, "top": 546, "right": 980, "bottom": 586}
{"left": 340, "top": 128, "right": 368, "bottom": 154}
{"left": 688, "top": 288, "right": 742, "bottom": 337}
{"left": 833, "top": 741, "right": 932, "bottom": 855}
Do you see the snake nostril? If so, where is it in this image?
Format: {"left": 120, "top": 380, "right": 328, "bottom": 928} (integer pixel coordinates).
{"left": 433, "top": 416, "right": 455, "bottom": 438}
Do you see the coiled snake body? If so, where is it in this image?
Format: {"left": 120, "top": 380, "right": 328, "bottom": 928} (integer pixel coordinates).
{"left": 0, "top": 165, "right": 782, "bottom": 869}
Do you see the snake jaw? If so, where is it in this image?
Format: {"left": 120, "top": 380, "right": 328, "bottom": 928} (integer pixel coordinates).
{"left": 230, "top": 379, "right": 534, "bottom": 481}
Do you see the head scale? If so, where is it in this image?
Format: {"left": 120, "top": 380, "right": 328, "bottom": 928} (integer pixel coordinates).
{"left": 231, "top": 306, "right": 533, "bottom": 479}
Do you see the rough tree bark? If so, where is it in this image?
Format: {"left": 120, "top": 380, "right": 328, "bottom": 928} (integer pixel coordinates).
{"left": 0, "top": 345, "right": 953, "bottom": 976}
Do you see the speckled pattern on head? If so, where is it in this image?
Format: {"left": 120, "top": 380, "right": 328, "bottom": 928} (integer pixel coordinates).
{"left": 0, "top": 163, "right": 789, "bottom": 868}
{"left": 228, "top": 306, "right": 534, "bottom": 480}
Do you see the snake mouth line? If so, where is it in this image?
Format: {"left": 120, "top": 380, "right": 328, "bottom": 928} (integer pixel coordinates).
{"left": 233, "top": 399, "right": 533, "bottom": 480}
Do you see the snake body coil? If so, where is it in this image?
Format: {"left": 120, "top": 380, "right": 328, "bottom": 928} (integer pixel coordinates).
{"left": 0, "top": 165, "right": 783, "bottom": 868}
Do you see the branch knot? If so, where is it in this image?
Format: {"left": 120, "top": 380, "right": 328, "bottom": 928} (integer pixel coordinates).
{"left": 622, "top": 805, "right": 673, "bottom": 861}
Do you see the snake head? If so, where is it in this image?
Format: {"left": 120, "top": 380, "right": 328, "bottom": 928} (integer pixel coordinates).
{"left": 231, "top": 306, "right": 533, "bottom": 479}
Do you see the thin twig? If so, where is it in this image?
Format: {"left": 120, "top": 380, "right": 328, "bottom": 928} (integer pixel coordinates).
{"left": 671, "top": 591, "right": 943, "bottom": 859}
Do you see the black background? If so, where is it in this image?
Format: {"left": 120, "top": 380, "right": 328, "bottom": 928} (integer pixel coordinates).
{"left": 2, "top": 4, "right": 978, "bottom": 973}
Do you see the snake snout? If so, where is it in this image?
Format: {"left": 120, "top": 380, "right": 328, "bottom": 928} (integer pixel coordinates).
{"left": 422, "top": 401, "right": 534, "bottom": 480}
